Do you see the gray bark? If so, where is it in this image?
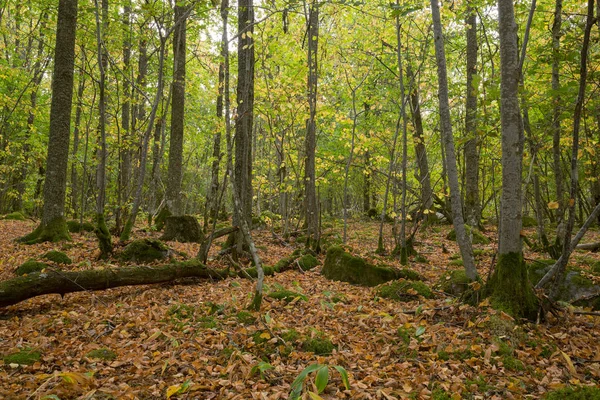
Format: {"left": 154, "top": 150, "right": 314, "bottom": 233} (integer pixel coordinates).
{"left": 430, "top": 0, "right": 477, "bottom": 280}
{"left": 551, "top": 0, "right": 564, "bottom": 224}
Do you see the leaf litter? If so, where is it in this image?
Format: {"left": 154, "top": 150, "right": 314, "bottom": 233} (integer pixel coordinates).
{"left": 0, "top": 219, "right": 599, "bottom": 399}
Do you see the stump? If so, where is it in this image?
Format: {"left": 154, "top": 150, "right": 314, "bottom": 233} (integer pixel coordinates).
{"left": 160, "top": 215, "right": 203, "bottom": 243}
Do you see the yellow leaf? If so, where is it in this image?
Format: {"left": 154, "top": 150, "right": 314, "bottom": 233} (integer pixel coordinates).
{"left": 548, "top": 201, "right": 559, "bottom": 210}
{"left": 569, "top": 198, "right": 575, "bottom": 206}
{"left": 166, "top": 384, "right": 182, "bottom": 399}
{"left": 308, "top": 392, "right": 325, "bottom": 400}
{"left": 259, "top": 332, "right": 271, "bottom": 340}
{"left": 560, "top": 351, "right": 577, "bottom": 375}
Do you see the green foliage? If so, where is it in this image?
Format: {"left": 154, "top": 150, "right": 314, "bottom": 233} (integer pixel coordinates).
{"left": 86, "top": 348, "right": 117, "bottom": 361}
{"left": 236, "top": 311, "right": 256, "bottom": 325}
{"left": 544, "top": 386, "right": 600, "bottom": 399}
{"left": 3, "top": 348, "right": 41, "bottom": 365}
{"left": 377, "top": 280, "right": 433, "bottom": 301}
{"left": 289, "top": 364, "right": 350, "bottom": 400}
{"left": 267, "top": 289, "right": 307, "bottom": 303}
{"left": 250, "top": 361, "right": 274, "bottom": 380}
{"left": 14, "top": 260, "right": 49, "bottom": 276}
{"left": 167, "top": 303, "right": 195, "bottom": 321}
{"left": 2, "top": 211, "right": 26, "bottom": 220}
{"left": 42, "top": 250, "right": 72, "bottom": 264}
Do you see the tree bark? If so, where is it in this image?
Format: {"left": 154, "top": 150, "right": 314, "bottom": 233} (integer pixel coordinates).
{"left": 430, "top": 0, "right": 477, "bottom": 281}
{"left": 165, "top": 3, "right": 187, "bottom": 217}
{"left": 20, "top": 0, "right": 78, "bottom": 243}
{"left": 551, "top": 0, "right": 564, "bottom": 225}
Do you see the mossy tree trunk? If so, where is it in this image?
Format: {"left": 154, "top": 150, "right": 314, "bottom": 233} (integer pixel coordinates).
{"left": 21, "top": 0, "right": 77, "bottom": 244}
{"left": 486, "top": 0, "right": 538, "bottom": 320}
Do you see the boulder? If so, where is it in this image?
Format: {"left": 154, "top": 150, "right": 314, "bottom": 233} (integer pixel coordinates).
{"left": 120, "top": 239, "right": 170, "bottom": 263}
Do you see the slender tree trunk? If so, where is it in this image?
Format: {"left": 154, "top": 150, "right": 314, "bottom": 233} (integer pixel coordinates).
{"left": 464, "top": 4, "right": 480, "bottom": 227}
{"left": 21, "top": 0, "right": 78, "bottom": 244}
{"left": 93, "top": 0, "right": 112, "bottom": 258}
{"left": 430, "top": 0, "right": 477, "bottom": 281}
{"left": 486, "top": 0, "right": 538, "bottom": 319}
{"left": 304, "top": 0, "right": 319, "bottom": 251}
{"left": 551, "top": 0, "right": 565, "bottom": 227}
{"left": 165, "top": 3, "right": 187, "bottom": 217}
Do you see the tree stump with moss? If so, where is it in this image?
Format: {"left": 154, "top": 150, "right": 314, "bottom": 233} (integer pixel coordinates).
{"left": 160, "top": 215, "right": 203, "bottom": 243}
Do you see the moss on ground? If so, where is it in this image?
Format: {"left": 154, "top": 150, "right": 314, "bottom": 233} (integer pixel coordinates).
{"left": 3, "top": 211, "right": 26, "bottom": 220}
{"left": 236, "top": 311, "right": 256, "bottom": 325}
{"left": 301, "top": 337, "right": 335, "bottom": 355}
{"left": 297, "top": 254, "right": 319, "bottom": 271}
{"left": 14, "top": 260, "right": 50, "bottom": 276}
{"left": 3, "top": 348, "right": 41, "bottom": 365}
{"left": 377, "top": 280, "right": 433, "bottom": 301}
{"left": 120, "top": 239, "right": 170, "bottom": 263}
{"left": 438, "top": 269, "right": 472, "bottom": 296}
{"left": 544, "top": 386, "right": 600, "bottom": 399}
{"left": 446, "top": 226, "right": 489, "bottom": 245}
{"left": 592, "top": 261, "right": 600, "bottom": 275}
{"left": 42, "top": 250, "right": 72, "bottom": 264}
{"left": 86, "top": 348, "right": 117, "bottom": 361}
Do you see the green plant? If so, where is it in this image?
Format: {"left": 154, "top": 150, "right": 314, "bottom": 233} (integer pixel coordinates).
{"left": 3, "top": 348, "right": 41, "bottom": 365}
{"left": 544, "top": 385, "right": 600, "bottom": 399}
{"left": 302, "top": 337, "right": 335, "bottom": 355}
{"left": 250, "top": 361, "right": 274, "bottom": 380}
{"left": 289, "top": 364, "right": 350, "bottom": 400}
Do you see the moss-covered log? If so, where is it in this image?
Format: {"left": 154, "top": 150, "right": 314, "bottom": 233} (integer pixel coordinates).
{"left": 0, "top": 261, "right": 228, "bottom": 308}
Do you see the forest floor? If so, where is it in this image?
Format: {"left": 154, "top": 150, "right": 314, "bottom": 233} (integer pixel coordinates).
{"left": 0, "top": 218, "right": 600, "bottom": 399}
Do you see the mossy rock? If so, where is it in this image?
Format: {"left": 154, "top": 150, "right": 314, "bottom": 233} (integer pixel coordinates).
{"left": 302, "top": 337, "right": 335, "bottom": 355}
{"left": 544, "top": 385, "right": 600, "bottom": 399}
{"left": 267, "top": 289, "right": 307, "bottom": 303}
{"left": 14, "top": 260, "right": 50, "bottom": 276}
{"left": 120, "top": 239, "right": 170, "bottom": 263}
{"left": 42, "top": 250, "right": 72, "bottom": 264}
{"left": 86, "top": 348, "right": 117, "bottom": 361}
{"left": 377, "top": 279, "right": 433, "bottom": 301}
{"left": 3, "top": 211, "right": 26, "bottom": 221}
{"left": 439, "top": 269, "right": 472, "bottom": 296}
{"left": 446, "top": 226, "right": 489, "bottom": 245}
{"left": 522, "top": 215, "right": 537, "bottom": 228}
{"left": 297, "top": 254, "right": 319, "bottom": 271}
{"left": 528, "top": 262, "right": 600, "bottom": 310}
{"left": 160, "top": 215, "right": 204, "bottom": 243}
{"left": 322, "top": 246, "right": 417, "bottom": 287}
{"left": 3, "top": 348, "right": 41, "bottom": 365}
{"left": 67, "top": 220, "right": 95, "bottom": 233}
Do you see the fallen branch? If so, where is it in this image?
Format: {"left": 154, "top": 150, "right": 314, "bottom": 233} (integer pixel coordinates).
{"left": 575, "top": 242, "right": 600, "bottom": 252}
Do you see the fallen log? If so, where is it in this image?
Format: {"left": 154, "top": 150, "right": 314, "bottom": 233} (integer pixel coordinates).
{"left": 0, "top": 260, "right": 229, "bottom": 308}
{"left": 575, "top": 242, "right": 600, "bottom": 252}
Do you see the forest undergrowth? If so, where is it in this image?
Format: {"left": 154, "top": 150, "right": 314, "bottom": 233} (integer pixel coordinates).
{"left": 0, "top": 219, "right": 599, "bottom": 399}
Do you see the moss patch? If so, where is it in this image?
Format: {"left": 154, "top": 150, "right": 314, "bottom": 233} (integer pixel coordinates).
{"left": 544, "top": 386, "right": 600, "bottom": 399}
{"left": 86, "top": 348, "right": 117, "bottom": 361}
{"left": 377, "top": 280, "right": 433, "bottom": 301}
{"left": 439, "top": 269, "right": 472, "bottom": 296}
{"left": 3, "top": 211, "right": 26, "bottom": 221}
{"left": 322, "top": 246, "right": 416, "bottom": 287}
{"left": 42, "top": 250, "right": 72, "bottom": 264}
{"left": 297, "top": 254, "right": 319, "bottom": 271}
{"left": 592, "top": 261, "right": 600, "bottom": 275}
{"left": 236, "top": 311, "right": 256, "bottom": 325}
{"left": 120, "top": 239, "right": 170, "bottom": 263}
{"left": 19, "top": 217, "right": 71, "bottom": 244}
{"left": 14, "top": 260, "right": 50, "bottom": 276}
{"left": 67, "top": 220, "right": 95, "bottom": 233}
{"left": 3, "top": 348, "right": 41, "bottom": 365}
{"left": 267, "top": 289, "right": 307, "bottom": 303}
{"left": 302, "top": 337, "right": 335, "bottom": 355}
{"left": 446, "top": 226, "right": 489, "bottom": 245}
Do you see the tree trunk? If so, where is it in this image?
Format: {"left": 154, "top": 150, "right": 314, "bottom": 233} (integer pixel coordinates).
{"left": 464, "top": 4, "right": 480, "bottom": 227}
{"left": 20, "top": 0, "right": 78, "bottom": 244}
{"left": 304, "top": 0, "right": 320, "bottom": 251}
{"left": 165, "top": 4, "right": 187, "bottom": 217}
{"left": 430, "top": 0, "right": 477, "bottom": 281}
{"left": 486, "top": 0, "right": 537, "bottom": 320}
{"left": 551, "top": 0, "right": 564, "bottom": 228}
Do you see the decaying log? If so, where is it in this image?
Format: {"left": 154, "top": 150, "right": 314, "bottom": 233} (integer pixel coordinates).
{"left": 575, "top": 242, "right": 600, "bottom": 252}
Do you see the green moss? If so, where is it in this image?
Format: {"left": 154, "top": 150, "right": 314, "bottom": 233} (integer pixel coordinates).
{"left": 437, "top": 350, "right": 450, "bottom": 361}
{"left": 592, "top": 261, "right": 600, "bottom": 275}
{"left": 15, "top": 260, "right": 50, "bottom": 276}
{"left": 301, "top": 337, "right": 335, "bottom": 355}
{"left": 67, "top": 219, "right": 95, "bottom": 233}
{"left": 322, "top": 246, "right": 412, "bottom": 287}
{"left": 446, "top": 226, "right": 489, "bottom": 244}
{"left": 236, "top": 311, "right": 256, "bottom": 325}
{"left": 281, "top": 329, "right": 300, "bottom": 343}
{"left": 485, "top": 252, "right": 538, "bottom": 320}
{"left": 267, "top": 289, "right": 307, "bottom": 303}
{"left": 3, "top": 211, "right": 26, "bottom": 220}
{"left": 167, "top": 304, "right": 195, "bottom": 321}
{"left": 377, "top": 280, "right": 433, "bottom": 301}
{"left": 544, "top": 386, "right": 600, "bottom": 399}
{"left": 19, "top": 217, "right": 71, "bottom": 244}
{"left": 431, "top": 388, "right": 452, "bottom": 400}
{"left": 42, "top": 250, "right": 72, "bottom": 264}
{"left": 86, "top": 348, "right": 117, "bottom": 361}
{"left": 501, "top": 355, "right": 524, "bottom": 371}
{"left": 3, "top": 348, "right": 41, "bottom": 365}
{"left": 438, "top": 269, "right": 471, "bottom": 296}
{"left": 154, "top": 207, "right": 172, "bottom": 231}
{"left": 522, "top": 215, "right": 537, "bottom": 228}
{"left": 95, "top": 213, "right": 113, "bottom": 259}
{"left": 449, "top": 258, "right": 464, "bottom": 266}
{"left": 120, "top": 239, "right": 170, "bottom": 263}
{"left": 297, "top": 254, "right": 319, "bottom": 271}
{"left": 397, "top": 327, "right": 411, "bottom": 345}
{"left": 414, "top": 254, "right": 429, "bottom": 264}
{"left": 198, "top": 316, "right": 218, "bottom": 329}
